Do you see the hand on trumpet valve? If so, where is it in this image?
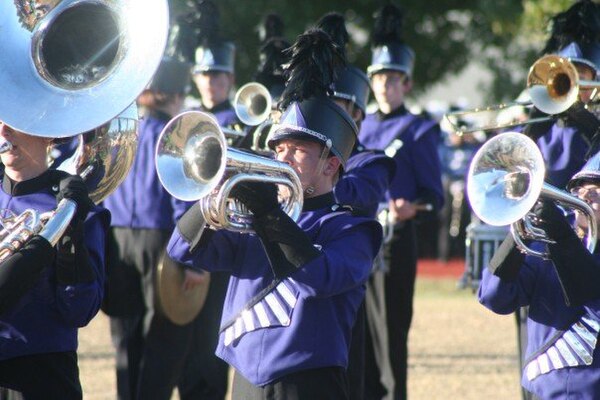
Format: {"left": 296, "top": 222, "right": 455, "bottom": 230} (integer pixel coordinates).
{"left": 530, "top": 200, "right": 572, "bottom": 242}
{"left": 56, "top": 176, "right": 94, "bottom": 224}
{"left": 230, "top": 181, "right": 279, "bottom": 218}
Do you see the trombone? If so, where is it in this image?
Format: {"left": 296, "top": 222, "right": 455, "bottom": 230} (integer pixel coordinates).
{"left": 445, "top": 54, "right": 600, "bottom": 134}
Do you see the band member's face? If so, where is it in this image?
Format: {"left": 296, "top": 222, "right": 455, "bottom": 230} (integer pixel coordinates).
{"left": 193, "top": 71, "right": 234, "bottom": 108}
{"left": 273, "top": 138, "right": 340, "bottom": 196}
{"left": 576, "top": 64, "right": 596, "bottom": 104}
{"left": 0, "top": 121, "right": 50, "bottom": 174}
{"left": 371, "top": 71, "right": 411, "bottom": 113}
{"left": 572, "top": 183, "right": 600, "bottom": 230}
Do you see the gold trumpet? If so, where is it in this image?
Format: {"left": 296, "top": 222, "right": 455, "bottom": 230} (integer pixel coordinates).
{"left": 445, "top": 55, "right": 600, "bottom": 134}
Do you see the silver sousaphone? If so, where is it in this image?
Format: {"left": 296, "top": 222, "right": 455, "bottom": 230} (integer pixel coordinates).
{"left": 0, "top": 0, "right": 169, "bottom": 259}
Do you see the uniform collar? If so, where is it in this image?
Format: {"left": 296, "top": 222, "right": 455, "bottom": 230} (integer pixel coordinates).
{"left": 202, "top": 100, "right": 233, "bottom": 114}
{"left": 2, "top": 169, "right": 55, "bottom": 196}
{"left": 376, "top": 104, "right": 408, "bottom": 121}
{"left": 146, "top": 109, "right": 173, "bottom": 122}
{"left": 302, "top": 192, "right": 336, "bottom": 212}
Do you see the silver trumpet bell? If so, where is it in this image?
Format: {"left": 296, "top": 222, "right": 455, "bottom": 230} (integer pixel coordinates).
{"left": 155, "top": 111, "right": 303, "bottom": 233}
{"left": 467, "top": 131, "right": 597, "bottom": 258}
{"left": 233, "top": 82, "right": 272, "bottom": 126}
{"left": 0, "top": 0, "right": 168, "bottom": 137}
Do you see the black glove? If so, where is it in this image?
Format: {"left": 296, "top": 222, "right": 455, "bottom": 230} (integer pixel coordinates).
{"left": 55, "top": 220, "right": 96, "bottom": 285}
{"left": 176, "top": 202, "right": 213, "bottom": 253}
{"left": 530, "top": 200, "right": 572, "bottom": 242}
{"left": 230, "top": 181, "right": 279, "bottom": 218}
{"left": 560, "top": 102, "right": 600, "bottom": 141}
{"left": 56, "top": 175, "right": 94, "bottom": 223}
{"left": 488, "top": 234, "right": 526, "bottom": 282}
{"left": 522, "top": 107, "right": 555, "bottom": 141}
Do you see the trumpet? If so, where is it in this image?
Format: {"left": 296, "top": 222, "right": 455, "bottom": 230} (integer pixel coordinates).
{"left": 155, "top": 111, "right": 303, "bottom": 233}
{"left": 466, "top": 131, "right": 597, "bottom": 258}
{"left": 221, "top": 82, "right": 273, "bottom": 140}
{"left": 445, "top": 55, "right": 600, "bottom": 134}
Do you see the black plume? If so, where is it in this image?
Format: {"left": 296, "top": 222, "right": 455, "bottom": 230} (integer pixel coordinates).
{"left": 258, "top": 13, "right": 285, "bottom": 43}
{"left": 279, "top": 29, "right": 346, "bottom": 110}
{"left": 372, "top": 3, "right": 405, "bottom": 46}
{"left": 188, "top": 0, "right": 221, "bottom": 46}
{"left": 543, "top": 0, "right": 600, "bottom": 54}
{"left": 255, "top": 37, "right": 290, "bottom": 83}
{"left": 316, "top": 12, "right": 349, "bottom": 59}
{"left": 165, "top": 13, "right": 198, "bottom": 62}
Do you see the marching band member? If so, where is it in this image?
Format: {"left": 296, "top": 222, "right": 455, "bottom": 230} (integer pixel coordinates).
{"left": 102, "top": 57, "right": 194, "bottom": 400}
{"left": 166, "top": 28, "right": 382, "bottom": 400}
{"left": 0, "top": 121, "right": 108, "bottom": 399}
{"left": 479, "top": 151, "right": 600, "bottom": 399}
{"left": 190, "top": 0, "right": 238, "bottom": 130}
{"left": 316, "top": 12, "right": 397, "bottom": 400}
{"left": 178, "top": 2, "right": 235, "bottom": 398}
{"left": 357, "top": 4, "right": 444, "bottom": 399}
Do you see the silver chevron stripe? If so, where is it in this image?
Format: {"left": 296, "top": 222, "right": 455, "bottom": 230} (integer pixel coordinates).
{"left": 525, "top": 313, "right": 600, "bottom": 382}
{"left": 221, "top": 279, "right": 300, "bottom": 347}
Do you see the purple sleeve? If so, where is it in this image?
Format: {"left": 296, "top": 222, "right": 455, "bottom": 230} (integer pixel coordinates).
{"left": 291, "top": 219, "right": 382, "bottom": 297}
{"left": 477, "top": 258, "right": 538, "bottom": 315}
{"left": 167, "top": 227, "right": 238, "bottom": 273}
{"left": 55, "top": 210, "right": 108, "bottom": 327}
{"left": 334, "top": 157, "right": 394, "bottom": 217}
{"left": 409, "top": 126, "right": 444, "bottom": 208}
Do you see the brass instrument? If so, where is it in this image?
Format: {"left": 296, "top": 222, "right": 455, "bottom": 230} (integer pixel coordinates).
{"left": 155, "top": 111, "right": 303, "bottom": 233}
{"left": 221, "top": 82, "right": 273, "bottom": 140}
{"left": 0, "top": 0, "right": 169, "bottom": 259}
{"left": 445, "top": 55, "right": 600, "bottom": 134}
{"left": 0, "top": 0, "right": 168, "bottom": 137}
{"left": 467, "top": 131, "right": 597, "bottom": 258}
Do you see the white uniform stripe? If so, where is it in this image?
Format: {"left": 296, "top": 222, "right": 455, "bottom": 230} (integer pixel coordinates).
{"left": 276, "top": 282, "right": 297, "bottom": 308}
{"left": 234, "top": 318, "right": 244, "bottom": 339}
{"left": 556, "top": 338, "right": 579, "bottom": 367}
{"left": 224, "top": 327, "right": 234, "bottom": 346}
{"left": 254, "top": 302, "right": 270, "bottom": 328}
{"left": 547, "top": 346, "right": 564, "bottom": 370}
{"left": 241, "top": 309, "right": 255, "bottom": 333}
{"left": 265, "top": 293, "right": 290, "bottom": 326}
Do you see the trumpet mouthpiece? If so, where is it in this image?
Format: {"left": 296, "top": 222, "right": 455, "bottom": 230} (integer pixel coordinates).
{"left": 0, "top": 140, "right": 13, "bottom": 154}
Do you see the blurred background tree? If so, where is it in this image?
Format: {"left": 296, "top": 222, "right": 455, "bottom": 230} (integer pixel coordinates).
{"left": 169, "top": 0, "right": 575, "bottom": 103}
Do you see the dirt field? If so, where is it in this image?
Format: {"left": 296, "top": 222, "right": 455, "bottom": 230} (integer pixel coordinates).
{"left": 77, "top": 267, "right": 522, "bottom": 400}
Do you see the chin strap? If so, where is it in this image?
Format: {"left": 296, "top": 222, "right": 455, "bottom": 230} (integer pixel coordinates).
{"left": 304, "top": 143, "right": 332, "bottom": 197}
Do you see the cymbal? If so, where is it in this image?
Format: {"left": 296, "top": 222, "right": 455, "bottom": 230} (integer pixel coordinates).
{"left": 156, "top": 254, "right": 210, "bottom": 326}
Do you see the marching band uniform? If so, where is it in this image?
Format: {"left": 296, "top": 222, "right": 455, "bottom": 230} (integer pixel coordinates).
{"left": 167, "top": 29, "right": 383, "bottom": 400}
{"left": 317, "top": 13, "right": 398, "bottom": 398}
{"left": 0, "top": 134, "right": 107, "bottom": 399}
{"left": 178, "top": 15, "right": 237, "bottom": 398}
{"left": 358, "top": 5, "right": 444, "bottom": 399}
{"left": 102, "top": 58, "right": 194, "bottom": 400}
{"left": 479, "top": 152, "right": 600, "bottom": 400}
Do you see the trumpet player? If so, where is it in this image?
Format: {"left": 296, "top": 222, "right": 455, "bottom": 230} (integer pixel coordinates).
{"left": 0, "top": 121, "right": 108, "bottom": 399}
{"left": 166, "top": 29, "right": 382, "bottom": 400}
{"left": 479, "top": 150, "right": 600, "bottom": 400}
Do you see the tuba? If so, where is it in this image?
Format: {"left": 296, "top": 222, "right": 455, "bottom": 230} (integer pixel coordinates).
{"left": 155, "top": 111, "right": 303, "bottom": 233}
{"left": 467, "top": 132, "right": 597, "bottom": 258}
{"left": 0, "top": 0, "right": 169, "bottom": 260}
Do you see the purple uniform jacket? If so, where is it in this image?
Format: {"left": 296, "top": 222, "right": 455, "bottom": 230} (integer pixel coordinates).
{"left": 478, "top": 244, "right": 600, "bottom": 399}
{"left": 359, "top": 107, "right": 444, "bottom": 208}
{"left": 0, "top": 172, "right": 109, "bottom": 360}
{"left": 537, "top": 123, "right": 589, "bottom": 189}
{"left": 196, "top": 100, "right": 238, "bottom": 128}
{"left": 334, "top": 144, "right": 396, "bottom": 218}
{"left": 167, "top": 194, "right": 383, "bottom": 386}
{"left": 103, "top": 111, "right": 192, "bottom": 229}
